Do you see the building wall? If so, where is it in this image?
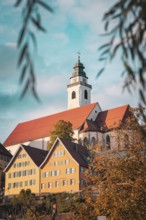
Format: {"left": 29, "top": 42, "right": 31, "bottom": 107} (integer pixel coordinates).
{"left": 87, "top": 104, "right": 101, "bottom": 121}
{"left": 5, "top": 148, "right": 40, "bottom": 196}
{"left": 30, "top": 137, "right": 50, "bottom": 150}
{"left": 41, "top": 142, "right": 80, "bottom": 194}
{"left": 0, "top": 154, "right": 11, "bottom": 189}
{"left": 68, "top": 84, "right": 91, "bottom": 109}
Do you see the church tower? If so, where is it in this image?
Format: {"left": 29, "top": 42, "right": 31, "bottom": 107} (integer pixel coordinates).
{"left": 67, "top": 55, "right": 92, "bottom": 109}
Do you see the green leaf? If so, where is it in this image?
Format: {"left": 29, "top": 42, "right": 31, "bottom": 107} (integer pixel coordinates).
{"left": 20, "top": 79, "right": 30, "bottom": 99}
{"left": 139, "top": 68, "right": 145, "bottom": 89}
{"left": 14, "top": 0, "right": 23, "bottom": 7}
{"left": 18, "top": 26, "right": 26, "bottom": 47}
{"left": 139, "top": 89, "right": 146, "bottom": 105}
{"left": 31, "top": 86, "right": 40, "bottom": 102}
{"left": 30, "top": 63, "right": 35, "bottom": 84}
{"left": 98, "top": 43, "right": 111, "bottom": 51}
{"left": 122, "top": 59, "right": 135, "bottom": 82}
{"left": 19, "top": 64, "right": 27, "bottom": 83}
{"left": 31, "top": 17, "right": 46, "bottom": 32}
{"left": 96, "top": 68, "right": 105, "bottom": 78}
{"left": 18, "top": 44, "right": 28, "bottom": 66}
{"left": 37, "top": 0, "right": 53, "bottom": 13}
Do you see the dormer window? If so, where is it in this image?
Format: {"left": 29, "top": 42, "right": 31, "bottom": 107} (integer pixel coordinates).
{"left": 72, "top": 91, "right": 76, "bottom": 99}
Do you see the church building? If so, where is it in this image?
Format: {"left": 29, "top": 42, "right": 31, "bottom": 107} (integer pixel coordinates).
{"left": 3, "top": 55, "right": 132, "bottom": 155}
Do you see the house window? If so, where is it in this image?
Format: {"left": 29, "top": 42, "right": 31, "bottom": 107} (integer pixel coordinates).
{"left": 65, "top": 159, "right": 69, "bottom": 165}
{"left": 54, "top": 161, "right": 58, "bottom": 166}
{"left": 41, "top": 183, "right": 45, "bottom": 189}
{"left": 66, "top": 168, "right": 75, "bottom": 174}
{"left": 51, "top": 171, "right": 55, "bottom": 176}
{"left": 72, "top": 91, "right": 76, "bottom": 99}
{"left": 106, "top": 135, "right": 111, "bottom": 150}
{"left": 66, "top": 168, "right": 70, "bottom": 174}
{"left": 8, "top": 183, "right": 11, "bottom": 189}
{"left": 80, "top": 167, "right": 85, "bottom": 173}
{"left": 91, "top": 137, "right": 96, "bottom": 147}
{"left": 70, "top": 179, "right": 75, "bottom": 185}
{"left": 84, "top": 90, "right": 88, "bottom": 99}
{"left": 55, "top": 181, "right": 60, "bottom": 188}
{"left": 48, "top": 182, "right": 53, "bottom": 188}
{"left": 25, "top": 181, "right": 28, "bottom": 186}
{"left": 63, "top": 180, "right": 67, "bottom": 186}
{"left": 71, "top": 168, "right": 75, "bottom": 173}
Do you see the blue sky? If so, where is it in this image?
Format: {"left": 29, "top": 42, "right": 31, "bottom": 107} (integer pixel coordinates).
{"left": 0, "top": 0, "right": 138, "bottom": 143}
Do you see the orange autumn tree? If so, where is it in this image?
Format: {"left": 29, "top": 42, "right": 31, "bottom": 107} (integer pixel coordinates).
{"left": 70, "top": 110, "right": 146, "bottom": 220}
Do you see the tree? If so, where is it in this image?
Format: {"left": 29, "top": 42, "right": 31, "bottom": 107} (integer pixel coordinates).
{"left": 98, "top": 0, "right": 146, "bottom": 105}
{"left": 70, "top": 115, "right": 146, "bottom": 220}
{"left": 48, "top": 120, "right": 74, "bottom": 149}
{"left": 15, "top": 0, "right": 53, "bottom": 100}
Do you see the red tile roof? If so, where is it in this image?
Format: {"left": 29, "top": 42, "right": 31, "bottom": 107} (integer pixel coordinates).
{"left": 80, "top": 119, "right": 98, "bottom": 133}
{"left": 96, "top": 105, "right": 130, "bottom": 131}
{"left": 4, "top": 103, "right": 97, "bottom": 147}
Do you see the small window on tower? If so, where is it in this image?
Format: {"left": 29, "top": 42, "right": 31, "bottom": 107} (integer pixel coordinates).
{"left": 84, "top": 90, "right": 88, "bottom": 99}
{"left": 72, "top": 91, "right": 76, "bottom": 99}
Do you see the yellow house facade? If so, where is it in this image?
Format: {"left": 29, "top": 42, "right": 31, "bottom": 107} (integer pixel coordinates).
{"left": 4, "top": 138, "right": 88, "bottom": 196}
{"left": 4, "top": 145, "right": 48, "bottom": 196}
{"left": 40, "top": 138, "right": 88, "bottom": 194}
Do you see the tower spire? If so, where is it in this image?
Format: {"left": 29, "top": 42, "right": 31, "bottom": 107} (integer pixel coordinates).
{"left": 77, "top": 51, "right": 80, "bottom": 63}
{"left": 67, "top": 55, "right": 92, "bottom": 109}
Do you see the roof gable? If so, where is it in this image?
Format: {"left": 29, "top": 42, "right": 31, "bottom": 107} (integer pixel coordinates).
{"left": 96, "top": 105, "right": 130, "bottom": 131}
{"left": 40, "top": 138, "right": 89, "bottom": 168}
{"left": 4, "top": 103, "right": 97, "bottom": 147}
{"left": 80, "top": 119, "right": 98, "bottom": 133}
{"left": 22, "top": 145, "right": 48, "bottom": 166}
{"left": 4, "top": 145, "right": 48, "bottom": 172}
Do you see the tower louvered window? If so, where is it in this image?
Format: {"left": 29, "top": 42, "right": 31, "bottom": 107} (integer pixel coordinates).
{"left": 72, "top": 91, "right": 76, "bottom": 99}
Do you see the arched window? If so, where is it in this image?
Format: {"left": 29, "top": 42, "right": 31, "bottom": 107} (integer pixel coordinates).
{"left": 124, "top": 134, "right": 129, "bottom": 148}
{"left": 83, "top": 137, "right": 88, "bottom": 147}
{"left": 91, "top": 137, "right": 96, "bottom": 147}
{"left": 72, "top": 91, "right": 76, "bottom": 99}
{"left": 84, "top": 90, "right": 88, "bottom": 99}
{"left": 106, "top": 135, "right": 111, "bottom": 150}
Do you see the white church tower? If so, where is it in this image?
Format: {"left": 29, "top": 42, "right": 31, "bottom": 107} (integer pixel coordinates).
{"left": 67, "top": 54, "right": 92, "bottom": 109}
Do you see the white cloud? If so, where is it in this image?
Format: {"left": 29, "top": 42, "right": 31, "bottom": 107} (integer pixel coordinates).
{"left": 50, "top": 32, "right": 69, "bottom": 45}
{"left": 5, "top": 42, "right": 17, "bottom": 48}
{"left": 37, "top": 73, "right": 67, "bottom": 96}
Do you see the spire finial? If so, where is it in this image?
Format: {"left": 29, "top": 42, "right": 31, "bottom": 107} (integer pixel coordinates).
{"left": 77, "top": 51, "right": 80, "bottom": 62}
